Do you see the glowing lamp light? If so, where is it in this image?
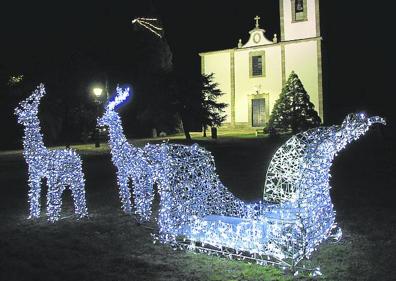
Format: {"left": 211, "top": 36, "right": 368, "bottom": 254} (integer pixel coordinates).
{"left": 93, "top": 87, "right": 103, "bottom": 97}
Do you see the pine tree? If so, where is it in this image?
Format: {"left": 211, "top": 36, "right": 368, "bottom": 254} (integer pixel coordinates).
{"left": 267, "top": 71, "right": 321, "bottom": 134}
{"left": 165, "top": 72, "right": 227, "bottom": 140}
{"left": 200, "top": 73, "right": 227, "bottom": 137}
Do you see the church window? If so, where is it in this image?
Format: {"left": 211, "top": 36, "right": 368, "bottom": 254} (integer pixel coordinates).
{"left": 296, "top": 0, "right": 304, "bottom": 12}
{"left": 252, "top": 56, "right": 263, "bottom": 76}
{"left": 250, "top": 51, "right": 266, "bottom": 78}
{"left": 292, "top": 0, "right": 307, "bottom": 22}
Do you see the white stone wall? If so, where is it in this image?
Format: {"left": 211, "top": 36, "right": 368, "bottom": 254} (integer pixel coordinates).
{"left": 201, "top": 51, "right": 232, "bottom": 124}
{"left": 234, "top": 45, "right": 282, "bottom": 123}
{"left": 284, "top": 40, "right": 320, "bottom": 114}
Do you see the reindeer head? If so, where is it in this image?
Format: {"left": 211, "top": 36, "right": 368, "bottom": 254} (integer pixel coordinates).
{"left": 97, "top": 86, "right": 130, "bottom": 128}
{"left": 14, "top": 84, "right": 46, "bottom": 126}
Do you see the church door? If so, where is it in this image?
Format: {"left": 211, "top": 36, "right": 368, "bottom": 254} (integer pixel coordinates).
{"left": 252, "top": 98, "right": 265, "bottom": 127}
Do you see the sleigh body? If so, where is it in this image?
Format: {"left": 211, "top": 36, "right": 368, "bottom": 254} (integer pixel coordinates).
{"left": 151, "top": 114, "right": 384, "bottom": 269}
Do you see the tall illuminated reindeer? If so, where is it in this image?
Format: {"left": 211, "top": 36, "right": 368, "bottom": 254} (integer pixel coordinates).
{"left": 15, "top": 84, "right": 88, "bottom": 222}
{"left": 97, "top": 87, "right": 154, "bottom": 221}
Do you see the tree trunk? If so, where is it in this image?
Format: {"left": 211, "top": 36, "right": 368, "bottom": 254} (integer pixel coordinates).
{"left": 184, "top": 129, "right": 192, "bottom": 141}
{"left": 180, "top": 115, "right": 192, "bottom": 141}
{"left": 203, "top": 126, "right": 207, "bottom": 137}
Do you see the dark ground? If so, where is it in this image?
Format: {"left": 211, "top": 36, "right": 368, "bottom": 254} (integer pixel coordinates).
{"left": 0, "top": 129, "right": 395, "bottom": 281}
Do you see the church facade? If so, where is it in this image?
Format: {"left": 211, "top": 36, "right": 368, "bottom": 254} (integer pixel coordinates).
{"left": 199, "top": 0, "right": 323, "bottom": 129}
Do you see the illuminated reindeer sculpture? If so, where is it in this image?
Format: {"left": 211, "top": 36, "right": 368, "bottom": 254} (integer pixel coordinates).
{"left": 97, "top": 88, "right": 154, "bottom": 221}
{"left": 15, "top": 84, "right": 88, "bottom": 222}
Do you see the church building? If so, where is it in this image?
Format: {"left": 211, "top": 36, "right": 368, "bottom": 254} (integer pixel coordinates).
{"left": 199, "top": 0, "right": 323, "bottom": 129}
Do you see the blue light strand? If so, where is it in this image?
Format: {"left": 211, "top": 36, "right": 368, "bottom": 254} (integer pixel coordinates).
{"left": 15, "top": 84, "right": 88, "bottom": 222}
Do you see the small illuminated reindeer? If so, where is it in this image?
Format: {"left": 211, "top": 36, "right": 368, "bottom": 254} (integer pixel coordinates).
{"left": 15, "top": 84, "right": 88, "bottom": 222}
{"left": 97, "top": 87, "right": 154, "bottom": 221}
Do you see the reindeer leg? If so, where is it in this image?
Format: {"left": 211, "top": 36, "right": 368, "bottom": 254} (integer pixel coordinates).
{"left": 27, "top": 175, "right": 42, "bottom": 219}
{"left": 46, "top": 177, "right": 63, "bottom": 222}
{"left": 142, "top": 175, "right": 154, "bottom": 221}
{"left": 71, "top": 173, "right": 88, "bottom": 218}
{"left": 132, "top": 173, "right": 154, "bottom": 222}
{"left": 117, "top": 172, "right": 132, "bottom": 214}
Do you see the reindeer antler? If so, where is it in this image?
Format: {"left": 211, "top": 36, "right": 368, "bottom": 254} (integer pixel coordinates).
{"left": 107, "top": 86, "right": 130, "bottom": 111}
{"left": 368, "top": 116, "right": 386, "bottom": 126}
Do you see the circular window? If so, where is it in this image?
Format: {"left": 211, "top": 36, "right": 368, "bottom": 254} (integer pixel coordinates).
{"left": 253, "top": 33, "right": 261, "bottom": 43}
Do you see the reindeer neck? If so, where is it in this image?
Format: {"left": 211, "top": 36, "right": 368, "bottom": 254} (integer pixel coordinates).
{"left": 107, "top": 120, "right": 135, "bottom": 154}
{"left": 22, "top": 123, "right": 47, "bottom": 161}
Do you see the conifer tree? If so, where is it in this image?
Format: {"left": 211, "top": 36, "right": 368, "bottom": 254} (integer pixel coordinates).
{"left": 200, "top": 73, "right": 227, "bottom": 137}
{"left": 267, "top": 71, "right": 321, "bottom": 134}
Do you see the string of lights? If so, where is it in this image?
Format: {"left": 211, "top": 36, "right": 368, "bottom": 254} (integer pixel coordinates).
{"left": 15, "top": 84, "right": 88, "bottom": 222}
{"left": 132, "top": 17, "right": 163, "bottom": 38}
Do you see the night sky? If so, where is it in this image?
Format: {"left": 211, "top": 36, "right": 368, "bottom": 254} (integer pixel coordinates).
{"left": 1, "top": 0, "right": 394, "bottom": 125}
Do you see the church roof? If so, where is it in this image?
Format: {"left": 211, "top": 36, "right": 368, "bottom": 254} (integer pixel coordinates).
{"left": 240, "top": 16, "right": 276, "bottom": 48}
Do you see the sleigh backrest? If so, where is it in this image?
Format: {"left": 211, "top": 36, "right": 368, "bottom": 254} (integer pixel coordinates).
{"left": 263, "top": 113, "right": 385, "bottom": 258}
{"left": 263, "top": 112, "right": 385, "bottom": 204}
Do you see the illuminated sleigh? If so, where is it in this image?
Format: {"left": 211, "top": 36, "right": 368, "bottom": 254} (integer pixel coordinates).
{"left": 99, "top": 88, "right": 384, "bottom": 270}
{"left": 147, "top": 113, "right": 385, "bottom": 269}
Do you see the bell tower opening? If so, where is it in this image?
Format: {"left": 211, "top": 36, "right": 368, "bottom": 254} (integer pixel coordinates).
{"left": 280, "top": 0, "right": 320, "bottom": 41}
{"left": 293, "top": 0, "right": 307, "bottom": 21}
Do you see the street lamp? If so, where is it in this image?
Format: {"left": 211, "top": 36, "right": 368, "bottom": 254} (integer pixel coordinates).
{"left": 93, "top": 87, "right": 103, "bottom": 98}
{"left": 92, "top": 87, "right": 104, "bottom": 148}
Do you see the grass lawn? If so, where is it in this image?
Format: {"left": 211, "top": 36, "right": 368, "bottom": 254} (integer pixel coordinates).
{"left": 0, "top": 130, "right": 395, "bottom": 281}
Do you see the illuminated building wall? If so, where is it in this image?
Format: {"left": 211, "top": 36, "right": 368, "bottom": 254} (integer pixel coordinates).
{"left": 200, "top": 0, "right": 323, "bottom": 128}
{"left": 202, "top": 51, "right": 232, "bottom": 124}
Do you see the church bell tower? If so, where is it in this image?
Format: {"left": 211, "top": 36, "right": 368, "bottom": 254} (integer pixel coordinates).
{"left": 280, "top": 0, "right": 321, "bottom": 41}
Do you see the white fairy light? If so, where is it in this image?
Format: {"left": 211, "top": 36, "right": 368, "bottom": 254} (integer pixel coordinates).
{"left": 132, "top": 17, "right": 163, "bottom": 38}
{"left": 99, "top": 87, "right": 385, "bottom": 270}
{"left": 14, "top": 84, "right": 88, "bottom": 222}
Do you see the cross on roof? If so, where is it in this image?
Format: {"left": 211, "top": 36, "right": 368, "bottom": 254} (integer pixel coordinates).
{"left": 254, "top": 15, "right": 260, "bottom": 28}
